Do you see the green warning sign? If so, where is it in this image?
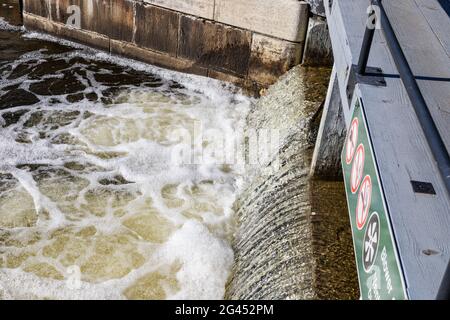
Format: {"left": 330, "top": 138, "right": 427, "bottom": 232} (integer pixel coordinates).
{"left": 342, "top": 97, "right": 408, "bottom": 300}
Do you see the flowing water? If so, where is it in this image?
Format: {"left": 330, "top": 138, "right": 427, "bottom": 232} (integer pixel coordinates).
{"left": 0, "top": 20, "right": 253, "bottom": 299}
{"left": 226, "top": 66, "right": 358, "bottom": 300}
{"left": 225, "top": 66, "right": 325, "bottom": 299}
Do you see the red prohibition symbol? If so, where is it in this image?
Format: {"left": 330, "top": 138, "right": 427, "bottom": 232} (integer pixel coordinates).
{"left": 346, "top": 118, "right": 359, "bottom": 164}
{"left": 356, "top": 175, "right": 372, "bottom": 230}
{"left": 350, "top": 144, "right": 365, "bottom": 194}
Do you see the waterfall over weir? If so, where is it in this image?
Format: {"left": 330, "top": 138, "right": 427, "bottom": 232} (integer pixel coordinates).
{"left": 226, "top": 66, "right": 359, "bottom": 300}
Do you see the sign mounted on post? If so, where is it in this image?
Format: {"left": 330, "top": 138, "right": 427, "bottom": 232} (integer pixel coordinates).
{"left": 342, "top": 97, "right": 408, "bottom": 300}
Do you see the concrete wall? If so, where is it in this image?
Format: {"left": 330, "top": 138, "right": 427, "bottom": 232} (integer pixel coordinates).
{"left": 22, "top": 0, "right": 311, "bottom": 90}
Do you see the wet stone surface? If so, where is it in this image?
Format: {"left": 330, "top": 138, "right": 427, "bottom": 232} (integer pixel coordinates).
{"left": 0, "top": 88, "right": 39, "bottom": 109}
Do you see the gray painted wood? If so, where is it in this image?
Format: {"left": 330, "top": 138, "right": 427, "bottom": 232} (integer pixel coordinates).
{"left": 383, "top": 0, "right": 450, "bottom": 151}
{"left": 311, "top": 66, "right": 347, "bottom": 180}
{"left": 325, "top": 0, "right": 450, "bottom": 299}
{"left": 325, "top": 1, "right": 354, "bottom": 124}
{"left": 415, "top": 0, "right": 450, "bottom": 58}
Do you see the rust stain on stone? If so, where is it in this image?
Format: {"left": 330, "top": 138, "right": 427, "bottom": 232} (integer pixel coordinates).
{"left": 110, "top": 0, "right": 135, "bottom": 42}
{"left": 249, "top": 36, "right": 303, "bottom": 86}
{"left": 24, "top": 0, "right": 50, "bottom": 18}
{"left": 179, "top": 16, "right": 251, "bottom": 77}
{"left": 135, "top": 3, "right": 179, "bottom": 56}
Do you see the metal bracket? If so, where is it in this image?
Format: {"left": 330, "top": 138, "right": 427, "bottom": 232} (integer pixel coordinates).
{"left": 346, "top": 65, "right": 386, "bottom": 102}
{"left": 411, "top": 180, "right": 436, "bottom": 195}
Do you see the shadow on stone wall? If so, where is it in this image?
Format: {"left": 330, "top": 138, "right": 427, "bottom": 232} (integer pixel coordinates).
{"left": 1, "top": 0, "right": 23, "bottom": 26}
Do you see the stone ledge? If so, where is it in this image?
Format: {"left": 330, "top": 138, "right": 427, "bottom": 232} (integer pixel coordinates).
{"left": 142, "top": 0, "right": 310, "bottom": 43}
{"left": 215, "top": 0, "right": 309, "bottom": 42}
{"left": 110, "top": 39, "right": 208, "bottom": 77}
{"left": 249, "top": 34, "right": 304, "bottom": 86}
{"left": 26, "top": 0, "right": 135, "bottom": 42}
{"left": 143, "top": 0, "right": 214, "bottom": 20}
{"left": 207, "top": 69, "right": 259, "bottom": 94}
{"left": 23, "top": 12, "right": 111, "bottom": 51}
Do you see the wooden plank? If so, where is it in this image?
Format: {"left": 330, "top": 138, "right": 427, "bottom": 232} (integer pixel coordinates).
{"left": 415, "top": 0, "right": 450, "bottom": 58}
{"left": 214, "top": 0, "right": 309, "bottom": 42}
{"left": 382, "top": 0, "right": 450, "bottom": 152}
{"left": 326, "top": 0, "right": 450, "bottom": 299}
{"left": 326, "top": 0, "right": 355, "bottom": 124}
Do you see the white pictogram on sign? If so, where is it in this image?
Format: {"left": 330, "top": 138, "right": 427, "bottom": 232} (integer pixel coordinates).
{"left": 356, "top": 175, "right": 372, "bottom": 230}
{"left": 346, "top": 118, "right": 359, "bottom": 164}
{"left": 350, "top": 144, "right": 365, "bottom": 193}
{"left": 363, "top": 212, "right": 380, "bottom": 273}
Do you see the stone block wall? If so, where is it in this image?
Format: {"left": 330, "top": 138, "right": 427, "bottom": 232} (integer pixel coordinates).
{"left": 22, "top": 0, "right": 311, "bottom": 90}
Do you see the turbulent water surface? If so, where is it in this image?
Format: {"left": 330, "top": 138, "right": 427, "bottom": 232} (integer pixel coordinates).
{"left": 0, "top": 21, "right": 253, "bottom": 299}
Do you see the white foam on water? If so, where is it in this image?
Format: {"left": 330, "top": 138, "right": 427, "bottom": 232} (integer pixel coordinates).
{"left": 22, "top": 30, "right": 252, "bottom": 105}
{"left": 0, "top": 268, "right": 125, "bottom": 300}
{"left": 160, "top": 221, "right": 234, "bottom": 300}
{"left": 0, "top": 222, "right": 232, "bottom": 300}
{"left": 0, "top": 29, "right": 254, "bottom": 300}
{"left": 0, "top": 17, "right": 24, "bottom": 32}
